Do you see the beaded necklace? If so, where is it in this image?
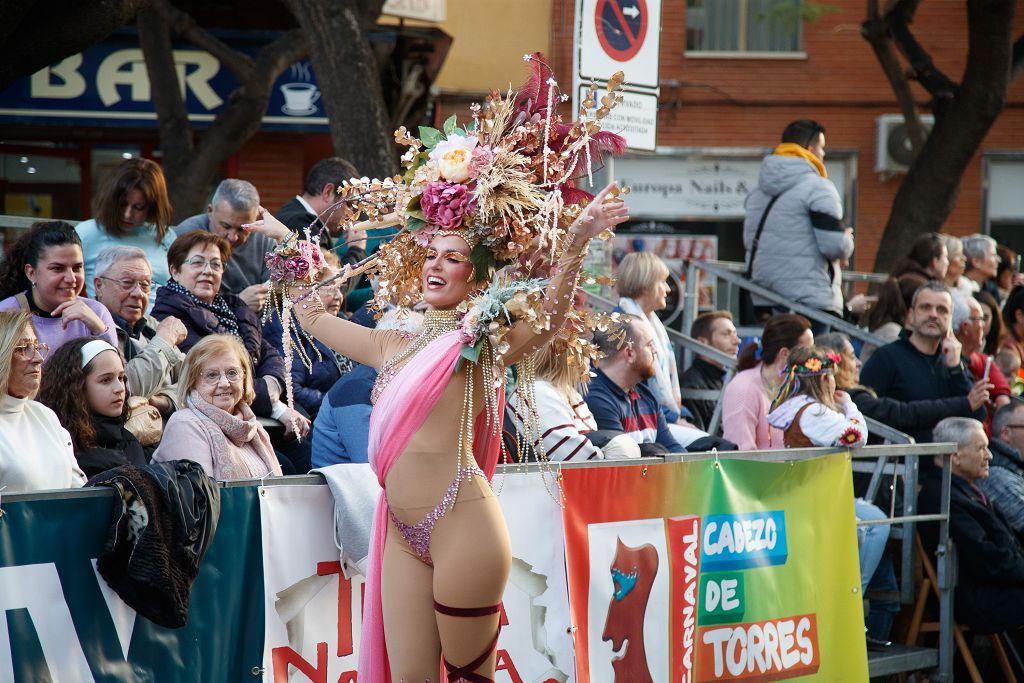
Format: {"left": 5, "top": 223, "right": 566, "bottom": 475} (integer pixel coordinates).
{"left": 370, "top": 308, "right": 463, "bottom": 405}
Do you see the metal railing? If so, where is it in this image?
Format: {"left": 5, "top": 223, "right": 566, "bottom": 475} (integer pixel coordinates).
{"left": 682, "top": 259, "right": 889, "bottom": 352}
{"left": 3, "top": 443, "right": 957, "bottom": 680}
{"left": 584, "top": 290, "right": 738, "bottom": 434}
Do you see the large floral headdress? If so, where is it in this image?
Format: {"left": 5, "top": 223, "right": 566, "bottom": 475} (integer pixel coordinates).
{"left": 369, "top": 53, "right": 628, "bottom": 310}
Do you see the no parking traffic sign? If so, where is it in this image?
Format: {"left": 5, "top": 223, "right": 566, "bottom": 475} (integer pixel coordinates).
{"left": 578, "top": 0, "right": 661, "bottom": 89}
{"left": 595, "top": 0, "right": 647, "bottom": 62}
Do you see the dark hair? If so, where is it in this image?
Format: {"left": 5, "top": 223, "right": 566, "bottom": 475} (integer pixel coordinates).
{"left": 781, "top": 120, "right": 825, "bottom": 149}
{"left": 909, "top": 280, "right": 952, "bottom": 309}
{"left": 993, "top": 397, "right": 1024, "bottom": 436}
{"left": 303, "top": 157, "right": 358, "bottom": 196}
{"left": 998, "top": 245, "right": 1017, "bottom": 281}
{"left": 93, "top": 158, "right": 172, "bottom": 243}
{"left": 166, "top": 231, "right": 232, "bottom": 274}
{"left": 0, "top": 221, "right": 82, "bottom": 300}
{"left": 690, "top": 310, "right": 733, "bottom": 342}
{"left": 975, "top": 289, "right": 1003, "bottom": 355}
{"left": 38, "top": 337, "right": 128, "bottom": 451}
{"left": 1002, "top": 285, "right": 1024, "bottom": 336}
{"left": 891, "top": 233, "right": 944, "bottom": 279}
{"left": 865, "top": 274, "right": 926, "bottom": 331}
{"left": 737, "top": 313, "right": 811, "bottom": 371}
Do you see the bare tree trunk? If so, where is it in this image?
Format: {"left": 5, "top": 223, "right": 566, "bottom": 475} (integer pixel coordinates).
{"left": 866, "top": 0, "right": 1020, "bottom": 273}
{"left": 280, "top": 0, "right": 394, "bottom": 177}
{"left": 138, "top": 0, "right": 307, "bottom": 220}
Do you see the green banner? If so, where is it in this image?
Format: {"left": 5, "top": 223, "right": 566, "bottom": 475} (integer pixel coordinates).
{"left": 0, "top": 487, "right": 264, "bottom": 681}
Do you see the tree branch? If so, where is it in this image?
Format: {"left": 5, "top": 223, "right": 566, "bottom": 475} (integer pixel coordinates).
{"left": 254, "top": 28, "right": 308, "bottom": 82}
{"left": 862, "top": 0, "right": 927, "bottom": 151}
{"left": 149, "top": 0, "right": 254, "bottom": 80}
{"left": 885, "top": 0, "right": 957, "bottom": 100}
{"left": 137, "top": 4, "right": 192, "bottom": 160}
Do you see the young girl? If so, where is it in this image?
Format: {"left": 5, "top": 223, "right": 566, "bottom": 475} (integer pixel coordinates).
{"left": 766, "top": 345, "right": 867, "bottom": 448}
{"left": 39, "top": 338, "right": 147, "bottom": 478}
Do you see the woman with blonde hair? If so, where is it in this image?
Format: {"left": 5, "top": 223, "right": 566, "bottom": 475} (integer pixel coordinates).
{"left": 507, "top": 340, "right": 640, "bottom": 461}
{"left": 76, "top": 157, "right": 175, "bottom": 305}
{"left": 153, "top": 334, "right": 281, "bottom": 480}
{"left": 616, "top": 251, "right": 683, "bottom": 422}
{"left": 0, "top": 310, "right": 85, "bottom": 492}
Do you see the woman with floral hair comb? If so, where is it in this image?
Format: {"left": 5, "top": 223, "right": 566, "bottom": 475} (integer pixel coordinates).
{"left": 246, "top": 55, "right": 628, "bottom": 682}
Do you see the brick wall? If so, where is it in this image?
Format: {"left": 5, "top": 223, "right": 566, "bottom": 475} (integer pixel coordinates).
{"left": 547, "top": 0, "right": 1024, "bottom": 271}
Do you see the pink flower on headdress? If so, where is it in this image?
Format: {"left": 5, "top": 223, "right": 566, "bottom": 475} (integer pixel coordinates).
{"left": 285, "top": 257, "right": 310, "bottom": 280}
{"left": 468, "top": 144, "right": 495, "bottom": 180}
{"left": 826, "top": 351, "right": 842, "bottom": 366}
{"left": 412, "top": 225, "right": 440, "bottom": 248}
{"left": 421, "top": 181, "right": 477, "bottom": 229}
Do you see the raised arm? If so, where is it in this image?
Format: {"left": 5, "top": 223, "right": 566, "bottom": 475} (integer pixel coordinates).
{"left": 503, "top": 183, "right": 629, "bottom": 364}
{"left": 243, "top": 208, "right": 397, "bottom": 369}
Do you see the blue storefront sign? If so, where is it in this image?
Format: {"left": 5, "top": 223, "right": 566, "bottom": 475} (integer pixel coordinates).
{"left": 0, "top": 30, "right": 329, "bottom": 132}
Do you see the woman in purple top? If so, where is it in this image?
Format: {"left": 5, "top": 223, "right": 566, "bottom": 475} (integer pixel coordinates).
{"left": 0, "top": 221, "right": 117, "bottom": 350}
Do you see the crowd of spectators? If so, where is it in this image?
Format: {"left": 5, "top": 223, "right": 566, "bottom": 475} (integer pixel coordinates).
{"left": 9, "top": 137, "right": 1024, "bottom": 658}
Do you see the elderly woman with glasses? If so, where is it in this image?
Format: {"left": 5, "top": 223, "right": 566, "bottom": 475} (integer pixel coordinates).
{"left": 153, "top": 335, "right": 281, "bottom": 480}
{"left": 151, "top": 233, "right": 310, "bottom": 471}
{"left": 0, "top": 310, "right": 86, "bottom": 492}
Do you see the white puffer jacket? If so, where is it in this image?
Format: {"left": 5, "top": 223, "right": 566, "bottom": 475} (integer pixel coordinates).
{"left": 744, "top": 154, "right": 853, "bottom": 314}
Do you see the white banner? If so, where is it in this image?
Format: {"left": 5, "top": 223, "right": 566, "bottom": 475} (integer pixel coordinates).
{"left": 260, "top": 484, "right": 362, "bottom": 682}
{"left": 259, "top": 473, "right": 576, "bottom": 682}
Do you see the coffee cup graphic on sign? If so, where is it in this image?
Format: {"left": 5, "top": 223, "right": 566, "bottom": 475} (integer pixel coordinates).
{"left": 280, "top": 83, "right": 320, "bottom": 116}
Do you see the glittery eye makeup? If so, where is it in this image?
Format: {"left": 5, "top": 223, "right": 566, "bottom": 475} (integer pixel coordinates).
{"left": 446, "top": 251, "right": 470, "bottom": 263}
{"left": 426, "top": 248, "right": 439, "bottom": 259}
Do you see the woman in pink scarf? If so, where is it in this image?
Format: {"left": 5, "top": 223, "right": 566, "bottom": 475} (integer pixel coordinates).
{"left": 250, "top": 185, "right": 627, "bottom": 682}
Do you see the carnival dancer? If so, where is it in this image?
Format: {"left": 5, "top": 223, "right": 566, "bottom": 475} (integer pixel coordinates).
{"left": 246, "top": 55, "right": 629, "bottom": 682}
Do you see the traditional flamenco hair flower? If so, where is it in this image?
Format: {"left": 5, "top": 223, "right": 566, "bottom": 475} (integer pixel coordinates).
{"left": 769, "top": 346, "right": 840, "bottom": 412}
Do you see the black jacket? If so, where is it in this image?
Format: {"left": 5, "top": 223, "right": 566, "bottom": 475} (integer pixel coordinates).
{"left": 679, "top": 358, "right": 725, "bottom": 432}
{"left": 919, "top": 471, "right": 1024, "bottom": 633}
{"left": 76, "top": 415, "right": 148, "bottom": 478}
{"left": 151, "top": 284, "right": 285, "bottom": 417}
{"left": 88, "top": 460, "right": 220, "bottom": 629}
{"left": 859, "top": 331, "right": 983, "bottom": 442}
{"left": 847, "top": 386, "right": 972, "bottom": 438}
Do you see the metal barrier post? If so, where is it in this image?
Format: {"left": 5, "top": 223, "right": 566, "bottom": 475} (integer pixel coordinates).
{"left": 936, "top": 454, "right": 954, "bottom": 681}
{"left": 682, "top": 260, "right": 700, "bottom": 371}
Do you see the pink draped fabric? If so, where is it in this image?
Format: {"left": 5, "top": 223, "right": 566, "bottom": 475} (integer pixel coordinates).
{"left": 358, "top": 330, "right": 505, "bottom": 681}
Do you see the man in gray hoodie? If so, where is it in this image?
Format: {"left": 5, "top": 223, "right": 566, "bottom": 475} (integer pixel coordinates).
{"left": 744, "top": 120, "right": 854, "bottom": 322}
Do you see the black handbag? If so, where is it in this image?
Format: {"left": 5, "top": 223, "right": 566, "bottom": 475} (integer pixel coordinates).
{"left": 739, "top": 193, "right": 783, "bottom": 325}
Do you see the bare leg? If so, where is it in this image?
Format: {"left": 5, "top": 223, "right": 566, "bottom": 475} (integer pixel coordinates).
{"left": 382, "top": 521, "right": 441, "bottom": 681}
{"left": 431, "top": 493, "right": 512, "bottom": 680}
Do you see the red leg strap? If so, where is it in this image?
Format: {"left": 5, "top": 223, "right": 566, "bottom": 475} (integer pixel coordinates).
{"left": 434, "top": 600, "right": 503, "bottom": 682}
{"left": 433, "top": 600, "right": 501, "bottom": 618}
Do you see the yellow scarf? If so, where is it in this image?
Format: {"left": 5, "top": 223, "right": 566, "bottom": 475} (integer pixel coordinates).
{"left": 774, "top": 143, "right": 827, "bottom": 178}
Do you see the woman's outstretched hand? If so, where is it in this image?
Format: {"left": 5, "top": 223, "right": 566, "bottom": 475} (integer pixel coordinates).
{"left": 571, "top": 182, "right": 630, "bottom": 240}
{"left": 242, "top": 206, "right": 294, "bottom": 243}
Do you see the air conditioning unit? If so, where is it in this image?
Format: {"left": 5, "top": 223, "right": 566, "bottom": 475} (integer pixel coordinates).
{"left": 875, "top": 113, "right": 934, "bottom": 173}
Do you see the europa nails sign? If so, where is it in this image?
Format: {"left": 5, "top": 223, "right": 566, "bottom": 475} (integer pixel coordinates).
{"left": 573, "top": 0, "right": 662, "bottom": 151}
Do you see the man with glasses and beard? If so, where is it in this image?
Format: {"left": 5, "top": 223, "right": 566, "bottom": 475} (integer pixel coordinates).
{"left": 860, "top": 281, "right": 990, "bottom": 444}
{"left": 585, "top": 315, "right": 684, "bottom": 455}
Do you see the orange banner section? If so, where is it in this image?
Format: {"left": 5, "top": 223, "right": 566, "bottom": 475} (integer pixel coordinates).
{"left": 695, "top": 613, "right": 820, "bottom": 682}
